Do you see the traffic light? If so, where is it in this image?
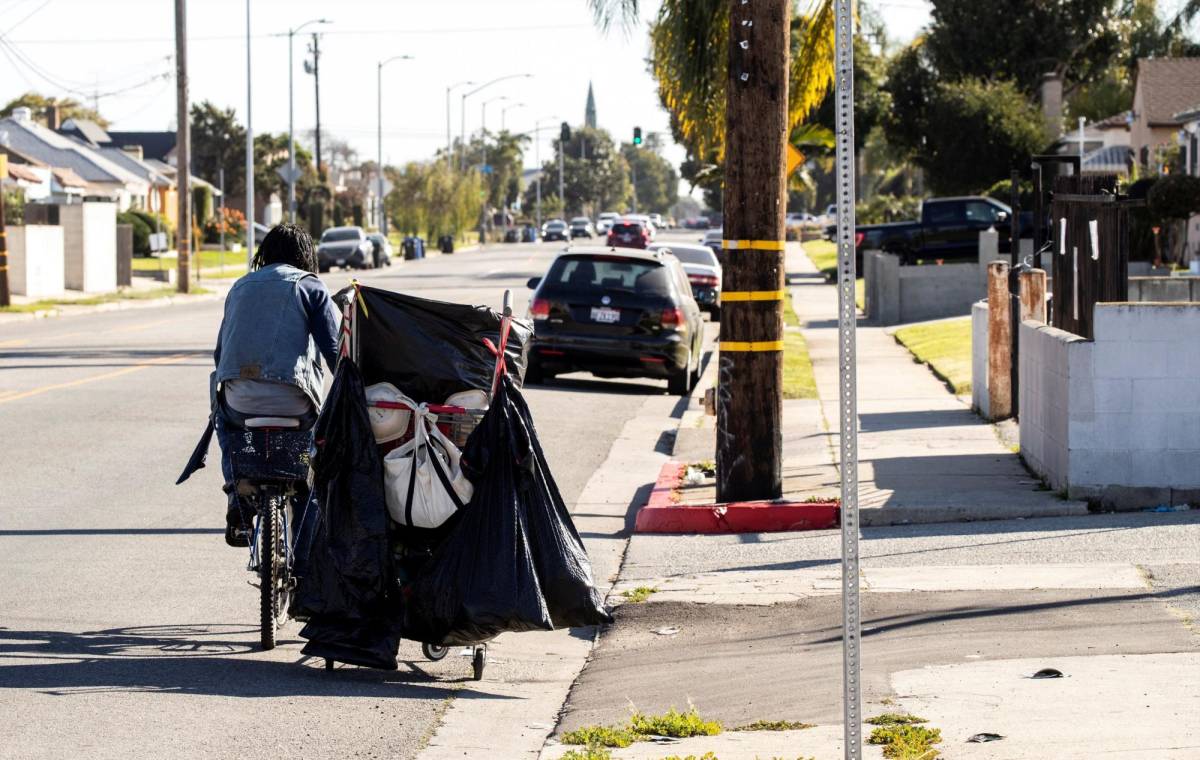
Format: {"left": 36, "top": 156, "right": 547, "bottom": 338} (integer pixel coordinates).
{"left": 561, "top": 122, "right": 571, "bottom": 143}
{"left": 632, "top": 126, "right": 642, "bottom": 146}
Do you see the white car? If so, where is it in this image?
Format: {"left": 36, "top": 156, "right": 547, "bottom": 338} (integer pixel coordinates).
{"left": 701, "top": 228, "right": 722, "bottom": 254}
{"left": 596, "top": 211, "right": 620, "bottom": 235}
{"left": 649, "top": 241, "right": 722, "bottom": 319}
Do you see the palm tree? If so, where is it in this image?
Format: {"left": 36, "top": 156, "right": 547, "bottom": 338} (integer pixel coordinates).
{"left": 588, "top": 0, "right": 837, "bottom": 164}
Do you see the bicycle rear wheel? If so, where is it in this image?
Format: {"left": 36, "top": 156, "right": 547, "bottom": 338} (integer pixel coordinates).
{"left": 259, "top": 494, "right": 281, "bottom": 650}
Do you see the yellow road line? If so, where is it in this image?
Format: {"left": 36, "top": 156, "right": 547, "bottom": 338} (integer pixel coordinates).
{"left": 0, "top": 354, "right": 190, "bottom": 406}
{"left": 111, "top": 318, "right": 173, "bottom": 334}
{"left": 0, "top": 339, "right": 30, "bottom": 348}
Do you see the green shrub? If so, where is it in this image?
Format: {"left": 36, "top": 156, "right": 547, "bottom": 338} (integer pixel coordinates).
{"left": 118, "top": 211, "right": 152, "bottom": 255}
{"left": 3, "top": 187, "right": 25, "bottom": 225}
{"left": 1147, "top": 173, "right": 1200, "bottom": 222}
{"left": 629, "top": 707, "right": 722, "bottom": 739}
{"left": 985, "top": 178, "right": 1034, "bottom": 210}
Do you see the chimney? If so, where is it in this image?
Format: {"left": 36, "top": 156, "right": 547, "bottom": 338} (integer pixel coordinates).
{"left": 121, "top": 144, "right": 144, "bottom": 161}
{"left": 1040, "top": 72, "right": 1063, "bottom": 138}
{"left": 11, "top": 106, "right": 33, "bottom": 123}
{"left": 46, "top": 105, "right": 61, "bottom": 131}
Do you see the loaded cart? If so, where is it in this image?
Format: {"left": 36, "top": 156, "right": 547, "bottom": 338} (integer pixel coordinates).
{"left": 289, "top": 283, "right": 610, "bottom": 679}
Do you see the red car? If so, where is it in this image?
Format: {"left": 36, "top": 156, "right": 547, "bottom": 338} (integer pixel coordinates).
{"left": 606, "top": 220, "right": 649, "bottom": 249}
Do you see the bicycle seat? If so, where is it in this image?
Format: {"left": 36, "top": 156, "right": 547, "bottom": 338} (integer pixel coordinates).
{"left": 244, "top": 417, "right": 302, "bottom": 429}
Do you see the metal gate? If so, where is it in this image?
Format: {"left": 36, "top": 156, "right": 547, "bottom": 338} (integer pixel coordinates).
{"left": 1049, "top": 174, "right": 1130, "bottom": 339}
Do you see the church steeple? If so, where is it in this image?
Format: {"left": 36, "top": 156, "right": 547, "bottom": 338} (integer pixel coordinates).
{"left": 585, "top": 81, "right": 597, "bottom": 129}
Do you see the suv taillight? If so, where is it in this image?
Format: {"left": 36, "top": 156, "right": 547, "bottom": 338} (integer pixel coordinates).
{"left": 661, "top": 307, "right": 685, "bottom": 328}
{"left": 530, "top": 298, "right": 551, "bottom": 320}
{"left": 855, "top": 231, "right": 865, "bottom": 248}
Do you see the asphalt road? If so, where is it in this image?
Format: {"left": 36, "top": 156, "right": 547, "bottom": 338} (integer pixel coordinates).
{"left": 0, "top": 235, "right": 697, "bottom": 760}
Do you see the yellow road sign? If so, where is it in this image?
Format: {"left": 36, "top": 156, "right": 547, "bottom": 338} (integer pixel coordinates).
{"left": 786, "top": 144, "right": 803, "bottom": 176}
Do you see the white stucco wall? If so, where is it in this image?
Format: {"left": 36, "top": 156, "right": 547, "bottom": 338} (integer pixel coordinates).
{"left": 7, "top": 225, "right": 65, "bottom": 298}
{"left": 61, "top": 201, "right": 117, "bottom": 293}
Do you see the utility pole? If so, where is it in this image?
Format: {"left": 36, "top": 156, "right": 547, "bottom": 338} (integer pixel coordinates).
{"left": 218, "top": 167, "right": 225, "bottom": 272}
{"left": 0, "top": 155, "right": 9, "bottom": 308}
{"left": 287, "top": 26, "right": 296, "bottom": 222}
{"left": 310, "top": 32, "right": 323, "bottom": 181}
{"left": 244, "top": 0, "right": 254, "bottom": 265}
{"left": 715, "top": 0, "right": 788, "bottom": 501}
{"left": 175, "top": 0, "right": 191, "bottom": 293}
{"left": 558, "top": 121, "right": 568, "bottom": 216}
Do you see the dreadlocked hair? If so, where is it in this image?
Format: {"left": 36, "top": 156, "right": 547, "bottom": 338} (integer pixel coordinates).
{"left": 252, "top": 223, "right": 318, "bottom": 273}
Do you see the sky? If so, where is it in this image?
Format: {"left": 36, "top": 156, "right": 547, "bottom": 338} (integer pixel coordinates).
{"left": 0, "top": 0, "right": 932, "bottom": 177}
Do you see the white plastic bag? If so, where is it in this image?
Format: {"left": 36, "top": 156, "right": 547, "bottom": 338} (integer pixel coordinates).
{"left": 383, "top": 405, "right": 474, "bottom": 529}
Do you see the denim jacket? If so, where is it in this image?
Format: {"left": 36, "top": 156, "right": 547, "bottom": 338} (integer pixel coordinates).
{"left": 213, "top": 263, "right": 329, "bottom": 410}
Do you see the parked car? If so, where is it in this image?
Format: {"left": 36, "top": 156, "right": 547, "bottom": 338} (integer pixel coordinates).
{"left": 367, "top": 233, "right": 393, "bottom": 268}
{"left": 596, "top": 211, "right": 620, "bottom": 235}
{"left": 649, "top": 213, "right": 665, "bottom": 229}
{"left": 648, "top": 241, "right": 722, "bottom": 320}
{"left": 839, "top": 196, "right": 1028, "bottom": 267}
{"left": 317, "top": 226, "right": 374, "bottom": 272}
{"left": 569, "top": 217, "right": 596, "bottom": 239}
{"left": 625, "top": 213, "right": 656, "bottom": 239}
{"left": 542, "top": 219, "right": 570, "bottom": 242}
{"left": 700, "top": 228, "right": 723, "bottom": 255}
{"left": 524, "top": 246, "right": 704, "bottom": 394}
{"left": 607, "top": 219, "right": 650, "bottom": 248}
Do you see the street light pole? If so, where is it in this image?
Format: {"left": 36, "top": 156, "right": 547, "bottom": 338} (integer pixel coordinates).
{"left": 532, "top": 117, "right": 558, "bottom": 229}
{"left": 245, "top": 0, "right": 253, "bottom": 265}
{"left": 377, "top": 55, "right": 413, "bottom": 235}
{"left": 500, "top": 102, "right": 525, "bottom": 132}
{"left": 459, "top": 73, "right": 533, "bottom": 172}
{"left": 287, "top": 18, "right": 330, "bottom": 224}
{"left": 445, "top": 80, "right": 473, "bottom": 163}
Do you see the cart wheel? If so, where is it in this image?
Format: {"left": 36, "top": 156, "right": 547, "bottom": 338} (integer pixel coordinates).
{"left": 471, "top": 647, "right": 486, "bottom": 681}
{"left": 422, "top": 643, "right": 449, "bottom": 662}
{"left": 325, "top": 658, "right": 334, "bottom": 671}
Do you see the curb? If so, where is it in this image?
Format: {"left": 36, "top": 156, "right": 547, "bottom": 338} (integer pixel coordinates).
{"left": 633, "top": 461, "right": 841, "bottom": 534}
{"left": 0, "top": 289, "right": 226, "bottom": 325}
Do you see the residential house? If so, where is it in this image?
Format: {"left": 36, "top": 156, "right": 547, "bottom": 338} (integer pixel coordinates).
{"left": 60, "top": 119, "right": 177, "bottom": 166}
{"left": 1, "top": 144, "right": 87, "bottom": 202}
{"left": 1129, "top": 57, "right": 1200, "bottom": 171}
{"left": 0, "top": 108, "right": 148, "bottom": 208}
{"left": 1049, "top": 112, "right": 1133, "bottom": 175}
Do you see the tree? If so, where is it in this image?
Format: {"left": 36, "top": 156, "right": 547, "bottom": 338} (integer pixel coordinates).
{"left": 523, "top": 125, "right": 630, "bottom": 216}
{"left": 1, "top": 92, "right": 108, "bottom": 127}
{"left": 924, "top": 0, "right": 1121, "bottom": 98}
{"left": 190, "top": 101, "right": 245, "bottom": 192}
{"left": 621, "top": 136, "right": 679, "bottom": 214}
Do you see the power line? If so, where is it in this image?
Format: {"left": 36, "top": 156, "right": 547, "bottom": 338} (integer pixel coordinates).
{"left": 6, "top": 21, "right": 591, "bottom": 45}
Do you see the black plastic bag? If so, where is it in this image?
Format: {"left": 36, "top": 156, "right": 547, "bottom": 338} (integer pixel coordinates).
{"left": 405, "top": 375, "right": 610, "bottom": 645}
{"left": 292, "top": 359, "right": 401, "bottom": 669}
{"left": 338, "top": 285, "right": 532, "bottom": 403}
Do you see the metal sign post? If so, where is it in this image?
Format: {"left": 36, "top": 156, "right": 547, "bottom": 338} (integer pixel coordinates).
{"left": 833, "top": 1, "right": 861, "bottom": 758}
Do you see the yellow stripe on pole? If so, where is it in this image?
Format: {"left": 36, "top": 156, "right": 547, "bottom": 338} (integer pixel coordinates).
{"left": 721, "top": 340, "right": 784, "bottom": 352}
{"left": 722, "top": 239, "right": 785, "bottom": 251}
{"left": 720, "top": 289, "right": 785, "bottom": 303}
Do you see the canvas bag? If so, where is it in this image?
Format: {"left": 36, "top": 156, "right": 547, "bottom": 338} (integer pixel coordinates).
{"left": 382, "top": 403, "right": 473, "bottom": 529}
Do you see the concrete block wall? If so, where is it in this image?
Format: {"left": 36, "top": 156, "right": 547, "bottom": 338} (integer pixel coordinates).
{"left": 1127, "top": 276, "right": 1200, "bottom": 302}
{"left": 61, "top": 201, "right": 117, "bottom": 293}
{"left": 1019, "top": 303, "right": 1200, "bottom": 507}
{"left": 971, "top": 301, "right": 990, "bottom": 417}
{"left": 7, "top": 225, "right": 65, "bottom": 298}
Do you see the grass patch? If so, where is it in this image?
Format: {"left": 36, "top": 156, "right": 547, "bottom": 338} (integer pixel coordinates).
{"left": 564, "top": 708, "right": 722, "bottom": 750}
{"left": 783, "top": 330, "right": 818, "bottom": 400}
{"left": 133, "top": 250, "right": 248, "bottom": 272}
{"left": 560, "top": 747, "right": 612, "bottom": 760}
{"left": 0, "top": 286, "right": 210, "bottom": 313}
{"left": 734, "top": 719, "right": 815, "bottom": 732}
{"left": 659, "top": 753, "right": 718, "bottom": 760}
{"left": 867, "top": 714, "right": 941, "bottom": 760}
{"left": 561, "top": 725, "right": 639, "bottom": 749}
{"left": 783, "top": 291, "right": 802, "bottom": 328}
{"left": 892, "top": 317, "right": 972, "bottom": 394}
{"left": 620, "top": 586, "right": 658, "bottom": 604}
{"left": 804, "top": 240, "right": 838, "bottom": 278}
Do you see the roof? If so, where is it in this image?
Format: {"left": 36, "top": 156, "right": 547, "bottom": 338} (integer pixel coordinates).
{"left": 51, "top": 167, "right": 88, "bottom": 188}
{"left": 1135, "top": 58, "right": 1200, "bottom": 125}
{"left": 0, "top": 116, "right": 146, "bottom": 188}
{"left": 98, "top": 146, "right": 172, "bottom": 187}
{"left": 60, "top": 118, "right": 112, "bottom": 146}
{"left": 7, "top": 162, "right": 43, "bottom": 182}
{"left": 105, "top": 131, "right": 176, "bottom": 162}
{"left": 1094, "top": 112, "right": 1132, "bottom": 130}
{"left": 1083, "top": 145, "right": 1133, "bottom": 174}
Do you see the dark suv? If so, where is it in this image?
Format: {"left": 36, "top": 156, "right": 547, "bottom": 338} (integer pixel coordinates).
{"left": 525, "top": 247, "right": 703, "bottom": 395}
{"left": 606, "top": 220, "right": 649, "bottom": 249}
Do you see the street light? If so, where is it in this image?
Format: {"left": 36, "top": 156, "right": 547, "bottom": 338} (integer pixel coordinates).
{"left": 500, "top": 102, "right": 526, "bottom": 132}
{"left": 460, "top": 73, "right": 532, "bottom": 171}
{"left": 445, "top": 80, "right": 473, "bottom": 162}
{"left": 480, "top": 95, "right": 508, "bottom": 141}
{"left": 378, "top": 54, "right": 414, "bottom": 234}
{"left": 532, "top": 116, "right": 559, "bottom": 229}
{"left": 287, "top": 17, "right": 331, "bottom": 223}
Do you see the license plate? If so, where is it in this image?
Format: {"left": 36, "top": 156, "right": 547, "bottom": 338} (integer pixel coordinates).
{"left": 590, "top": 306, "right": 620, "bottom": 323}
{"left": 336, "top": 259, "right": 345, "bottom": 266}
{"left": 620, "top": 234, "right": 632, "bottom": 242}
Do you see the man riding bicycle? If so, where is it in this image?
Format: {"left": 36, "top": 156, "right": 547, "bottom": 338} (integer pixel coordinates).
{"left": 210, "top": 223, "right": 340, "bottom": 546}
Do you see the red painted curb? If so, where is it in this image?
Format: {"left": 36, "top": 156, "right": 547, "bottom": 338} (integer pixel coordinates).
{"left": 634, "top": 461, "right": 840, "bottom": 534}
